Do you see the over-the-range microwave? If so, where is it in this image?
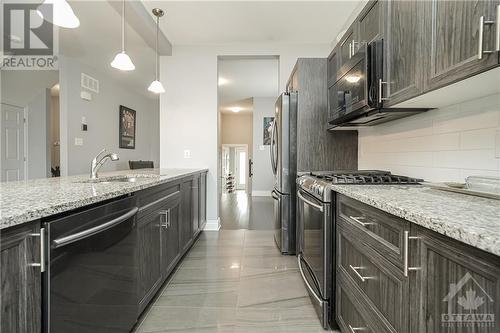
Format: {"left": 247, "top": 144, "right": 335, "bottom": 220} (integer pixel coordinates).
{"left": 328, "top": 39, "right": 431, "bottom": 128}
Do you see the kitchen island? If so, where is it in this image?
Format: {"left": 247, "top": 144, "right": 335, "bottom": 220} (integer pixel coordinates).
{"left": 0, "top": 168, "right": 208, "bottom": 333}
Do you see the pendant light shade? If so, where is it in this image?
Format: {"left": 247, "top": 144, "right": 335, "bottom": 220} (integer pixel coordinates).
{"left": 37, "top": 0, "right": 80, "bottom": 29}
{"left": 111, "top": 0, "right": 135, "bottom": 71}
{"left": 111, "top": 52, "right": 135, "bottom": 71}
{"left": 148, "top": 8, "right": 165, "bottom": 94}
{"left": 147, "top": 80, "right": 165, "bottom": 94}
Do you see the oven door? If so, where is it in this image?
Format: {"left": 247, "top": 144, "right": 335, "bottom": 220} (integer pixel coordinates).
{"left": 297, "top": 189, "right": 331, "bottom": 329}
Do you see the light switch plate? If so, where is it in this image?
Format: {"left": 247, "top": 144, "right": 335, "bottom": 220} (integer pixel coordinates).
{"left": 74, "top": 137, "right": 83, "bottom": 146}
{"left": 81, "top": 91, "right": 92, "bottom": 101}
{"left": 184, "top": 150, "right": 191, "bottom": 159}
{"left": 495, "top": 130, "right": 500, "bottom": 159}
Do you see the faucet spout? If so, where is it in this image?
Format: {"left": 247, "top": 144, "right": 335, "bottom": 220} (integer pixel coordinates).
{"left": 90, "top": 149, "right": 120, "bottom": 179}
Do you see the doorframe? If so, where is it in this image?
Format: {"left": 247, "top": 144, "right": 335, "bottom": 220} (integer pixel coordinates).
{"left": 221, "top": 144, "right": 249, "bottom": 193}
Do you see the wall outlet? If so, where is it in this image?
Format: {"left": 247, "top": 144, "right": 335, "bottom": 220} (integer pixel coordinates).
{"left": 495, "top": 130, "right": 500, "bottom": 159}
{"left": 74, "top": 137, "right": 83, "bottom": 146}
{"left": 184, "top": 150, "right": 191, "bottom": 159}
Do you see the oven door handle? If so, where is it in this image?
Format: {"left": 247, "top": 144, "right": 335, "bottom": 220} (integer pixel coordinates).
{"left": 297, "top": 190, "right": 324, "bottom": 212}
{"left": 52, "top": 207, "right": 138, "bottom": 249}
{"left": 298, "top": 254, "right": 323, "bottom": 304}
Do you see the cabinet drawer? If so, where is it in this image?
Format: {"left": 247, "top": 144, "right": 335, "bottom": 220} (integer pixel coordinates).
{"left": 137, "top": 184, "right": 181, "bottom": 218}
{"left": 338, "top": 223, "right": 409, "bottom": 333}
{"left": 337, "top": 274, "right": 391, "bottom": 333}
{"left": 337, "top": 194, "right": 409, "bottom": 269}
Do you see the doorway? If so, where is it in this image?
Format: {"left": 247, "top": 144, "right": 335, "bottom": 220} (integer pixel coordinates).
{"left": 217, "top": 56, "right": 279, "bottom": 230}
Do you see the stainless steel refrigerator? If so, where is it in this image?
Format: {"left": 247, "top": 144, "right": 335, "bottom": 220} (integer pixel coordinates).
{"left": 270, "top": 92, "right": 298, "bottom": 254}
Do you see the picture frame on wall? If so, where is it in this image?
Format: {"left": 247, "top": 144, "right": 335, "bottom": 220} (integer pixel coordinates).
{"left": 263, "top": 116, "right": 274, "bottom": 145}
{"left": 119, "top": 105, "right": 136, "bottom": 149}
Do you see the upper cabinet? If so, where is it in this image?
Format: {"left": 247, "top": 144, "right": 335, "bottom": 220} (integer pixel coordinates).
{"left": 357, "top": 0, "right": 384, "bottom": 45}
{"left": 425, "top": 0, "right": 500, "bottom": 90}
{"left": 383, "top": 0, "right": 426, "bottom": 106}
{"left": 338, "top": 24, "right": 358, "bottom": 68}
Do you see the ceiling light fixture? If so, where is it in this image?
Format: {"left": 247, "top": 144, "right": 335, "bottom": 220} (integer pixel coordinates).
{"left": 148, "top": 8, "right": 166, "bottom": 94}
{"left": 218, "top": 77, "right": 229, "bottom": 86}
{"left": 230, "top": 107, "right": 242, "bottom": 113}
{"left": 111, "top": 0, "right": 135, "bottom": 71}
{"left": 37, "top": 0, "right": 80, "bottom": 29}
{"left": 345, "top": 74, "right": 361, "bottom": 83}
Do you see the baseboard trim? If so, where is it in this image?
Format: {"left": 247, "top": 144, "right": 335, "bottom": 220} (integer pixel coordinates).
{"left": 252, "top": 191, "right": 271, "bottom": 197}
{"left": 204, "top": 218, "right": 221, "bottom": 231}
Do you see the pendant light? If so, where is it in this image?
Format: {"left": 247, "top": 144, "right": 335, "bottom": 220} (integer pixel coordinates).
{"left": 37, "top": 0, "right": 80, "bottom": 29}
{"left": 148, "top": 8, "right": 165, "bottom": 94}
{"left": 111, "top": 0, "right": 135, "bottom": 71}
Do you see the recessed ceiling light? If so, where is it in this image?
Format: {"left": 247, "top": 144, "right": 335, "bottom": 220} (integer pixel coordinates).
{"left": 229, "top": 107, "right": 242, "bottom": 113}
{"left": 218, "top": 77, "right": 229, "bottom": 86}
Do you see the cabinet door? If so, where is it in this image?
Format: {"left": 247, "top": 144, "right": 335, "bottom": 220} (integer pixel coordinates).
{"left": 426, "top": 0, "right": 500, "bottom": 90}
{"left": 137, "top": 210, "right": 162, "bottom": 311}
{"left": 357, "top": 0, "right": 384, "bottom": 45}
{"left": 199, "top": 173, "right": 207, "bottom": 230}
{"left": 409, "top": 225, "right": 500, "bottom": 333}
{"left": 180, "top": 180, "right": 193, "bottom": 253}
{"left": 192, "top": 175, "right": 200, "bottom": 237}
{"left": 339, "top": 24, "right": 357, "bottom": 68}
{"left": 0, "top": 222, "right": 42, "bottom": 333}
{"left": 383, "top": 0, "right": 426, "bottom": 106}
{"left": 161, "top": 194, "right": 181, "bottom": 276}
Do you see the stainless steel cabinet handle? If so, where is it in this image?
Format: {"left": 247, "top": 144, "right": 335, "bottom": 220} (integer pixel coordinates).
{"left": 297, "top": 191, "right": 324, "bottom": 212}
{"left": 478, "top": 15, "right": 495, "bottom": 59}
{"left": 159, "top": 209, "right": 171, "bottom": 228}
{"left": 348, "top": 42, "right": 352, "bottom": 58}
{"left": 496, "top": 5, "right": 500, "bottom": 51}
{"left": 403, "top": 230, "right": 421, "bottom": 277}
{"left": 378, "top": 79, "right": 390, "bottom": 103}
{"left": 348, "top": 324, "right": 368, "bottom": 332}
{"left": 349, "top": 265, "right": 375, "bottom": 282}
{"left": 29, "top": 227, "right": 45, "bottom": 272}
{"left": 349, "top": 216, "right": 376, "bottom": 227}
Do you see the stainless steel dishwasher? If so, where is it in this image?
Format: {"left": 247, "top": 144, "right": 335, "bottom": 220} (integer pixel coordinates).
{"left": 43, "top": 195, "right": 138, "bottom": 333}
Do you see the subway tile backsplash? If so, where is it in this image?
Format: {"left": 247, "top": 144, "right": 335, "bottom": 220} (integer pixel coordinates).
{"left": 358, "top": 93, "right": 500, "bottom": 182}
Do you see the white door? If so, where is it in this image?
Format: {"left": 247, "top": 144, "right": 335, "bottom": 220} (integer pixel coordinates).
{"left": 1, "top": 104, "right": 25, "bottom": 181}
{"left": 235, "top": 147, "right": 247, "bottom": 190}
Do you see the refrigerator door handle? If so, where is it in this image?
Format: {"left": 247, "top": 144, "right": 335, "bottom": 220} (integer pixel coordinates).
{"left": 270, "top": 118, "right": 278, "bottom": 175}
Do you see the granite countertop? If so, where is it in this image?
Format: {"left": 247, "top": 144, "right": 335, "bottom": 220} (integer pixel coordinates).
{"left": 330, "top": 184, "right": 500, "bottom": 256}
{"left": 0, "top": 168, "right": 208, "bottom": 230}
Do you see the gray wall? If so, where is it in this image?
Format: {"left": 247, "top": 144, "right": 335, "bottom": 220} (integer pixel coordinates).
{"left": 59, "top": 56, "right": 160, "bottom": 176}
{"left": 252, "top": 97, "right": 276, "bottom": 194}
{"left": 27, "top": 89, "right": 51, "bottom": 179}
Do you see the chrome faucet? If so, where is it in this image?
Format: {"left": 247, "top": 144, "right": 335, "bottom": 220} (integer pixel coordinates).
{"left": 90, "top": 149, "right": 119, "bottom": 179}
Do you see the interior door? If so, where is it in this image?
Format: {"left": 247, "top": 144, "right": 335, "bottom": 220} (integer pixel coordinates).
{"left": 1, "top": 103, "right": 25, "bottom": 181}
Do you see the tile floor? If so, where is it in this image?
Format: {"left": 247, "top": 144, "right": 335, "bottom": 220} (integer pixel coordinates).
{"left": 134, "top": 230, "right": 332, "bottom": 332}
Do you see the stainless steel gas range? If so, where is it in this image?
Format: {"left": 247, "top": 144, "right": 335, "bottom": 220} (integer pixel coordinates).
{"left": 296, "top": 170, "right": 422, "bottom": 330}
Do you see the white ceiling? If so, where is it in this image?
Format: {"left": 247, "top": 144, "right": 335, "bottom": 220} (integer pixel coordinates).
{"left": 142, "top": 1, "right": 361, "bottom": 46}
{"left": 60, "top": 1, "right": 158, "bottom": 97}
{"left": 218, "top": 56, "right": 279, "bottom": 114}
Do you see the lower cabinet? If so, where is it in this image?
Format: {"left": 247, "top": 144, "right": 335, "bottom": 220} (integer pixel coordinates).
{"left": 180, "top": 180, "right": 193, "bottom": 253}
{"left": 161, "top": 192, "right": 181, "bottom": 276}
{"left": 0, "top": 222, "right": 42, "bottom": 333}
{"left": 336, "top": 194, "right": 500, "bottom": 333}
{"left": 199, "top": 172, "right": 207, "bottom": 230}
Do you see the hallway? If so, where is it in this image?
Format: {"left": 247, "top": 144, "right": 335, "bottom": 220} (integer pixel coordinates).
{"left": 219, "top": 191, "right": 274, "bottom": 230}
{"left": 134, "top": 230, "right": 328, "bottom": 332}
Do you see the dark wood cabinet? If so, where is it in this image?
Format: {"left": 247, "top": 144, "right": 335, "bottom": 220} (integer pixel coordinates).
{"left": 161, "top": 192, "right": 182, "bottom": 276}
{"left": 357, "top": 0, "right": 384, "bottom": 45}
{"left": 137, "top": 208, "right": 163, "bottom": 312}
{"left": 338, "top": 24, "right": 357, "bottom": 68}
{"left": 409, "top": 225, "right": 500, "bottom": 333}
{"left": 192, "top": 174, "right": 200, "bottom": 237}
{"left": 0, "top": 222, "right": 42, "bottom": 333}
{"left": 336, "top": 194, "right": 500, "bottom": 333}
{"left": 424, "top": 0, "right": 500, "bottom": 91}
{"left": 383, "top": 0, "right": 426, "bottom": 106}
{"left": 180, "top": 179, "right": 194, "bottom": 253}
{"left": 199, "top": 172, "right": 207, "bottom": 230}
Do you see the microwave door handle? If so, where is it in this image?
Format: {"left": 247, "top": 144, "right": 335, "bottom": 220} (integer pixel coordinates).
{"left": 52, "top": 207, "right": 138, "bottom": 249}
